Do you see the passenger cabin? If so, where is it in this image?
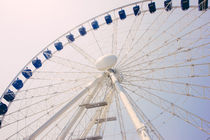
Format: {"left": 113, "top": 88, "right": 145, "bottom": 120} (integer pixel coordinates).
{"left": 148, "top": 2, "right": 156, "bottom": 13}
{"left": 181, "top": 0, "right": 189, "bottom": 10}
{"left": 199, "top": 0, "right": 208, "bottom": 11}
{"left": 119, "top": 9, "right": 126, "bottom": 20}
{"left": 12, "top": 78, "right": 23, "bottom": 90}
{"left": 43, "top": 49, "right": 52, "bottom": 59}
{"left": 22, "top": 68, "right": 32, "bottom": 79}
{"left": 0, "top": 102, "right": 8, "bottom": 115}
{"left": 66, "top": 34, "right": 75, "bottom": 42}
{"left": 54, "top": 42, "right": 63, "bottom": 51}
{"left": 79, "top": 27, "right": 87, "bottom": 36}
{"left": 133, "top": 5, "right": 140, "bottom": 16}
{"left": 91, "top": 20, "right": 99, "bottom": 30}
{"left": 3, "top": 89, "right": 15, "bottom": 102}
{"left": 105, "top": 14, "right": 112, "bottom": 24}
{"left": 32, "top": 58, "right": 42, "bottom": 69}
{"left": 164, "top": 0, "right": 172, "bottom": 11}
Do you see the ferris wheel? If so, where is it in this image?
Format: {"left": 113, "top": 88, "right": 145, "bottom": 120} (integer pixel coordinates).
{"left": 0, "top": 0, "right": 209, "bottom": 139}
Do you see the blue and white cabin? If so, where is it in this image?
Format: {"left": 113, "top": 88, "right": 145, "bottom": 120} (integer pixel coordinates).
{"left": 66, "top": 34, "right": 75, "bottom": 42}
{"left": 0, "top": 102, "right": 8, "bottom": 115}
{"left": 43, "top": 49, "right": 52, "bottom": 59}
{"left": 3, "top": 89, "right": 15, "bottom": 102}
{"left": 12, "top": 78, "right": 23, "bottom": 90}
{"left": 148, "top": 2, "right": 156, "bottom": 13}
{"left": 79, "top": 27, "right": 87, "bottom": 36}
{"left": 199, "top": 0, "right": 208, "bottom": 11}
{"left": 164, "top": 0, "right": 172, "bottom": 11}
{"left": 54, "top": 42, "right": 63, "bottom": 51}
{"left": 32, "top": 58, "right": 42, "bottom": 69}
{"left": 22, "top": 68, "right": 32, "bottom": 79}
{"left": 133, "top": 5, "right": 140, "bottom": 16}
{"left": 105, "top": 14, "right": 112, "bottom": 24}
{"left": 181, "top": 0, "right": 189, "bottom": 10}
{"left": 118, "top": 9, "right": 126, "bottom": 20}
{"left": 91, "top": 20, "right": 99, "bottom": 30}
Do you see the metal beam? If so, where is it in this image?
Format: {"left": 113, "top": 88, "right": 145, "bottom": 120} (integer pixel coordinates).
{"left": 79, "top": 101, "right": 107, "bottom": 109}
{"left": 95, "top": 117, "right": 117, "bottom": 123}
{"left": 80, "top": 90, "right": 114, "bottom": 138}
{"left": 114, "top": 91, "right": 127, "bottom": 140}
{"left": 57, "top": 78, "right": 103, "bottom": 140}
{"left": 126, "top": 93, "right": 164, "bottom": 140}
{"left": 109, "top": 71, "right": 151, "bottom": 140}
{"left": 94, "top": 90, "right": 114, "bottom": 136}
{"left": 28, "top": 76, "right": 104, "bottom": 140}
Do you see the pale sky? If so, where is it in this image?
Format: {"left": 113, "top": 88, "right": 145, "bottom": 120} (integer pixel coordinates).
{"left": 0, "top": 0, "right": 209, "bottom": 140}
{"left": 0, "top": 0, "right": 131, "bottom": 93}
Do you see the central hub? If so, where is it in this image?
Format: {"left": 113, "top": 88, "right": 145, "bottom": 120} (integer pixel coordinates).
{"left": 95, "top": 54, "right": 117, "bottom": 71}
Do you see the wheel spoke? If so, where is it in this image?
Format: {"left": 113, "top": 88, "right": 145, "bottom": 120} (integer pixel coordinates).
{"left": 1, "top": 2, "right": 209, "bottom": 140}
{"left": 124, "top": 84, "right": 210, "bottom": 134}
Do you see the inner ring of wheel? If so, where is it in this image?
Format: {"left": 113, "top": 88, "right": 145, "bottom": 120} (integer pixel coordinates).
{"left": 0, "top": 1, "right": 201, "bottom": 126}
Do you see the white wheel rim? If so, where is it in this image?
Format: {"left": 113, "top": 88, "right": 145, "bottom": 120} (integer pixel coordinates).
{"left": 0, "top": 1, "right": 209, "bottom": 139}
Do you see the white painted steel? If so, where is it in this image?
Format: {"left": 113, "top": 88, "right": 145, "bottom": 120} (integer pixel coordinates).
{"left": 28, "top": 76, "right": 104, "bottom": 140}
{"left": 94, "top": 90, "right": 114, "bottom": 136}
{"left": 95, "top": 54, "right": 117, "bottom": 71}
{"left": 81, "top": 90, "right": 114, "bottom": 138}
{"left": 109, "top": 72, "right": 151, "bottom": 140}
{"left": 1, "top": 1, "right": 208, "bottom": 139}
{"left": 57, "top": 78, "right": 103, "bottom": 140}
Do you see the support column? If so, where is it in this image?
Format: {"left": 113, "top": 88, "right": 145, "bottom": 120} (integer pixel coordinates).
{"left": 57, "top": 78, "right": 103, "bottom": 140}
{"left": 79, "top": 90, "right": 114, "bottom": 138}
{"left": 28, "top": 76, "right": 103, "bottom": 140}
{"left": 109, "top": 72, "right": 151, "bottom": 140}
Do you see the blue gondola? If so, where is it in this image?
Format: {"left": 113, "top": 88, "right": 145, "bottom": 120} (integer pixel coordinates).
{"left": 91, "top": 20, "right": 99, "bottom": 30}
{"left": 12, "top": 78, "right": 23, "bottom": 90}
{"left": 105, "top": 14, "right": 112, "bottom": 24}
{"left": 3, "top": 89, "right": 15, "bottom": 102}
{"left": 54, "top": 42, "right": 63, "bottom": 51}
{"left": 133, "top": 5, "right": 140, "bottom": 16}
{"left": 0, "top": 102, "right": 7, "bottom": 115}
{"left": 66, "top": 34, "right": 75, "bottom": 42}
{"left": 148, "top": 2, "right": 156, "bottom": 13}
{"left": 164, "top": 0, "right": 172, "bottom": 11}
{"left": 199, "top": 0, "right": 208, "bottom": 11}
{"left": 43, "top": 49, "right": 52, "bottom": 59}
{"left": 22, "top": 68, "right": 32, "bottom": 79}
{"left": 79, "top": 27, "right": 87, "bottom": 36}
{"left": 32, "top": 58, "right": 42, "bottom": 69}
{"left": 119, "top": 9, "right": 126, "bottom": 20}
{"left": 181, "top": 0, "right": 189, "bottom": 10}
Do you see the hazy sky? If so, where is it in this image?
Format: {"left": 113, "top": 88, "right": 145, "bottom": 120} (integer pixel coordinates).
{"left": 0, "top": 1, "right": 209, "bottom": 140}
{"left": 0, "top": 0, "right": 132, "bottom": 94}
